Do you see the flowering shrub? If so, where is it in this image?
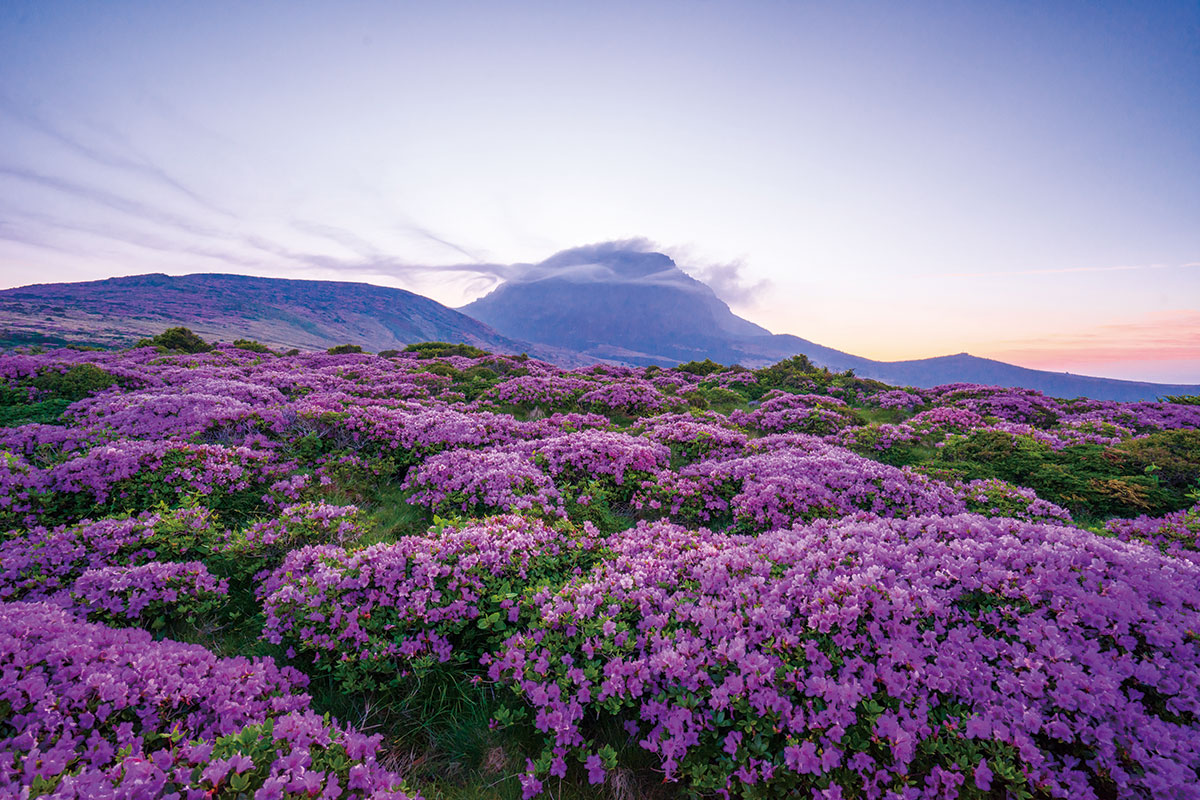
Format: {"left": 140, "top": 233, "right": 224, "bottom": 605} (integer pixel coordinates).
{"left": 70, "top": 560, "right": 228, "bottom": 626}
{"left": 905, "top": 406, "right": 987, "bottom": 438}
{"left": 65, "top": 379, "right": 288, "bottom": 441}
{"left": 220, "top": 501, "right": 365, "bottom": 561}
{"left": 402, "top": 448, "right": 565, "bottom": 517}
{"left": 634, "top": 414, "right": 749, "bottom": 463}
{"left": 731, "top": 392, "right": 861, "bottom": 436}
{"left": 0, "top": 601, "right": 419, "bottom": 799}
{"left": 637, "top": 444, "right": 965, "bottom": 531}
{"left": 1105, "top": 503, "right": 1200, "bottom": 562}
{"left": 489, "top": 515, "right": 1200, "bottom": 798}
{"left": 922, "top": 385, "right": 1065, "bottom": 426}
{"left": 831, "top": 422, "right": 923, "bottom": 465}
{"left": 260, "top": 515, "right": 602, "bottom": 690}
{"left": 0, "top": 505, "right": 219, "bottom": 602}
{"left": 523, "top": 429, "right": 671, "bottom": 488}
{"left": 4, "top": 438, "right": 284, "bottom": 525}
{"left": 579, "top": 380, "right": 672, "bottom": 416}
{"left": 869, "top": 389, "right": 924, "bottom": 410}
{"left": 484, "top": 375, "right": 596, "bottom": 408}
{"left": 337, "top": 406, "right": 528, "bottom": 460}
{"left": 955, "top": 478, "right": 1073, "bottom": 523}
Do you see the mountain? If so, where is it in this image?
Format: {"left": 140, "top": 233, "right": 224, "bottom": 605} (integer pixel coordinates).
{"left": 0, "top": 272, "right": 583, "bottom": 363}
{"left": 462, "top": 246, "right": 768, "bottom": 363}
{"left": 3, "top": 253, "right": 1196, "bottom": 402}
{"left": 460, "top": 243, "right": 1200, "bottom": 401}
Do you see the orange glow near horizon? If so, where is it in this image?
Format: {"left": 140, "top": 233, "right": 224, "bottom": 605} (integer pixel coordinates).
{"left": 753, "top": 305, "right": 1200, "bottom": 384}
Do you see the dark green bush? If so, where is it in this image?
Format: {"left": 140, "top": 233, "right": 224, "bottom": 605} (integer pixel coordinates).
{"left": 232, "top": 339, "right": 272, "bottom": 353}
{"left": 0, "top": 399, "right": 70, "bottom": 427}
{"left": 32, "top": 364, "right": 120, "bottom": 401}
{"left": 1114, "top": 429, "right": 1200, "bottom": 495}
{"left": 135, "top": 327, "right": 213, "bottom": 353}
{"left": 754, "top": 354, "right": 817, "bottom": 386}
{"left": 326, "top": 343, "right": 364, "bottom": 355}
{"left": 674, "top": 358, "right": 728, "bottom": 376}
{"left": 932, "top": 429, "right": 1172, "bottom": 518}
{"left": 403, "top": 341, "right": 487, "bottom": 359}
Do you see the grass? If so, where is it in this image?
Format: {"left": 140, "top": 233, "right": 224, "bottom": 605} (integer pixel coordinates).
{"left": 357, "top": 484, "right": 435, "bottom": 546}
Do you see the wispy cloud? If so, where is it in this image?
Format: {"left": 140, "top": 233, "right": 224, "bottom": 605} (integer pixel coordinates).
{"left": 397, "top": 223, "right": 484, "bottom": 263}
{"left": 934, "top": 261, "right": 1200, "bottom": 278}
{"left": 0, "top": 207, "right": 272, "bottom": 270}
{"left": 664, "top": 244, "right": 771, "bottom": 304}
{"left": 0, "top": 95, "right": 234, "bottom": 217}
{"left": 290, "top": 220, "right": 386, "bottom": 260}
{"left": 0, "top": 166, "right": 225, "bottom": 240}
{"left": 687, "top": 259, "right": 770, "bottom": 304}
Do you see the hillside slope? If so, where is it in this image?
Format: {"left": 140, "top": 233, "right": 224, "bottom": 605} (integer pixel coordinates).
{"left": 0, "top": 272, "right": 583, "bottom": 363}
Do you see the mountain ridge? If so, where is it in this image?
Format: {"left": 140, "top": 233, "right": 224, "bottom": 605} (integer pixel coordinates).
{"left": 459, "top": 245, "right": 1199, "bottom": 401}
{"left": 1, "top": 256, "right": 1196, "bottom": 402}
{"left": 0, "top": 271, "right": 587, "bottom": 364}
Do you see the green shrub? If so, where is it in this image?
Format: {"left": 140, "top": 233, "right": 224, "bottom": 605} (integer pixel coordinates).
{"left": 232, "top": 338, "right": 272, "bottom": 353}
{"left": 0, "top": 399, "right": 70, "bottom": 427}
{"left": 932, "top": 430, "right": 1172, "bottom": 518}
{"left": 32, "top": 364, "right": 120, "bottom": 400}
{"left": 403, "top": 341, "right": 487, "bottom": 359}
{"left": 674, "top": 358, "right": 728, "bottom": 376}
{"left": 1113, "top": 429, "right": 1200, "bottom": 495}
{"left": 327, "top": 343, "right": 364, "bottom": 355}
{"left": 135, "top": 327, "right": 213, "bottom": 353}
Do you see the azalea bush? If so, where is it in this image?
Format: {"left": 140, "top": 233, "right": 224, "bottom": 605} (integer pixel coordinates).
{"left": 1, "top": 341, "right": 1199, "bottom": 798}
{"left": 70, "top": 560, "right": 229, "bottom": 626}
{"left": 489, "top": 515, "right": 1200, "bottom": 799}
{"left": 401, "top": 448, "right": 565, "bottom": 517}
{"left": 0, "top": 601, "right": 419, "bottom": 799}
{"left": 0, "top": 505, "right": 220, "bottom": 602}
{"left": 259, "top": 515, "right": 602, "bottom": 692}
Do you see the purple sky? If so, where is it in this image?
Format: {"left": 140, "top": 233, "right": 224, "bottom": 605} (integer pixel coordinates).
{"left": 0, "top": 1, "right": 1197, "bottom": 382}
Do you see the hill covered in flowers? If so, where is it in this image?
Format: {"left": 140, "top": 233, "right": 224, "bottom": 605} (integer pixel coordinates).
{"left": 2, "top": 334, "right": 1199, "bottom": 799}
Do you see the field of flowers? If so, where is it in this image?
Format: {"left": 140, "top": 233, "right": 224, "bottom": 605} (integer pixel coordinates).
{"left": 2, "top": 333, "right": 1199, "bottom": 799}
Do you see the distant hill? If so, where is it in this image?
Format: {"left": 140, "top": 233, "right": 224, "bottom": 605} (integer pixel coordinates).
{"left": 461, "top": 243, "right": 1200, "bottom": 401}
{"left": 4, "top": 256, "right": 1196, "bottom": 401}
{"left": 0, "top": 272, "right": 583, "bottom": 363}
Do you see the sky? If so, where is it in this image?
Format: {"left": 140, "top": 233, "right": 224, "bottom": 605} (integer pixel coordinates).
{"left": 0, "top": 1, "right": 1197, "bottom": 383}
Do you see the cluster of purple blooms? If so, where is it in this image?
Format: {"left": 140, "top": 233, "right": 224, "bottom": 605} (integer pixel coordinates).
{"left": 635, "top": 438, "right": 965, "bottom": 531}
{"left": 260, "top": 515, "right": 600, "bottom": 678}
{"left": 0, "top": 506, "right": 214, "bottom": 603}
{"left": 489, "top": 514, "right": 1200, "bottom": 798}
{"left": 2, "top": 344, "right": 1199, "bottom": 798}
{"left": 222, "top": 501, "right": 365, "bottom": 557}
{"left": 731, "top": 391, "right": 861, "bottom": 436}
{"left": 0, "top": 602, "right": 419, "bottom": 799}
{"left": 1105, "top": 503, "right": 1200, "bottom": 563}
{"left": 483, "top": 374, "right": 597, "bottom": 407}
{"left": 70, "top": 560, "right": 228, "bottom": 624}
{"left": 402, "top": 448, "right": 566, "bottom": 517}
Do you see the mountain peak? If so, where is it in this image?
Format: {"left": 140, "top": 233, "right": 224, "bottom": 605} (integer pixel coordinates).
{"left": 504, "top": 241, "right": 700, "bottom": 291}
{"left": 460, "top": 241, "right": 771, "bottom": 362}
{"left": 539, "top": 242, "right": 677, "bottom": 276}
